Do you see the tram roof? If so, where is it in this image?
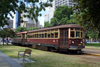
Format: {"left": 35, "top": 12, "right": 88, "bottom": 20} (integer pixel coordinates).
{"left": 28, "top": 24, "right": 83, "bottom": 33}
{"left": 16, "top": 31, "right": 27, "bottom": 34}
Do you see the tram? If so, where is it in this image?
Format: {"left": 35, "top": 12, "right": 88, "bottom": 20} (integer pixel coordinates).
{"left": 12, "top": 24, "right": 85, "bottom": 52}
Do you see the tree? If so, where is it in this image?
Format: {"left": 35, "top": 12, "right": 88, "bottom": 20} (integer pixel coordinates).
{"left": 16, "top": 26, "right": 28, "bottom": 32}
{"left": 0, "top": 28, "right": 15, "bottom": 45}
{"left": 50, "top": 18, "right": 56, "bottom": 25}
{"left": 29, "top": 27, "right": 37, "bottom": 30}
{"left": 44, "top": 21, "right": 52, "bottom": 27}
{"left": 0, "top": 29, "right": 6, "bottom": 45}
{"left": 0, "top": 0, "right": 53, "bottom": 27}
{"left": 73, "top": 0, "right": 100, "bottom": 39}
{"left": 53, "top": 5, "right": 73, "bottom": 24}
{"left": 88, "top": 29, "right": 98, "bottom": 42}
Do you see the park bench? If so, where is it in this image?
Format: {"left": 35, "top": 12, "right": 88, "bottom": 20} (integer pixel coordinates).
{"left": 18, "top": 49, "right": 32, "bottom": 62}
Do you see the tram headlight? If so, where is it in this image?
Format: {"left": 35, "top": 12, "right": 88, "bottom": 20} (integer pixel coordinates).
{"left": 71, "top": 41, "right": 74, "bottom": 44}
{"left": 80, "top": 41, "right": 82, "bottom": 44}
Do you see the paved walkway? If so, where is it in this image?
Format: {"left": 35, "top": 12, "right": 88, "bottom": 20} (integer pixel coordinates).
{"left": 82, "top": 48, "right": 100, "bottom": 54}
{"left": 0, "top": 51, "right": 23, "bottom": 67}
{"left": 82, "top": 48, "right": 100, "bottom": 56}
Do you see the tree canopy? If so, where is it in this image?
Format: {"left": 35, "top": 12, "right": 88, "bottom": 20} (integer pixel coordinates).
{"left": 73, "top": 0, "right": 100, "bottom": 38}
{"left": 15, "top": 26, "right": 28, "bottom": 32}
{"left": 50, "top": 5, "right": 73, "bottom": 25}
{"left": 44, "top": 21, "right": 52, "bottom": 27}
{"left": 0, "top": 0, "right": 53, "bottom": 27}
{"left": 73, "top": 0, "right": 100, "bottom": 28}
{"left": 0, "top": 28, "right": 15, "bottom": 45}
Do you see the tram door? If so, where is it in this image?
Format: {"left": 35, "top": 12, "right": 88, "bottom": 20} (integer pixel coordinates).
{"left": 22, "top": 34, "right": 25, "bottom": 44}
{"left": 60, "top": 29, "right": 68, "bottom": 49}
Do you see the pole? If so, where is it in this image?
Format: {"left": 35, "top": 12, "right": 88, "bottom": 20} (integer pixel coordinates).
{"left": 90, "top": 38, "right": 91, "bottom": 46}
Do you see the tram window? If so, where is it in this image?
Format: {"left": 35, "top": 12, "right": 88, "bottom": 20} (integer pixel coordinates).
{"left": 71, "top": 31, "right": 74, "bottom": 37}
{"left": 42, "top": 34, "right": 44, "bottom": 38}
{"left": 81, "top": 32, "right": 83, "bottom": 38}
{"left": 37, "top": 34, "right": 38, "bottom": 38}
{"left": 55, "top": 32, "right": 58, "bottom": 38}
{"left": 51, "top": 33, "right": 54, "bottom": 38}
{"left": 35, "top": 34, "right": 37, "bottom": 38}
{"left": 75, "top": 28, "right": 80, "bottom": 30}
{"left": 45, "top": 33, "right": 47, "bottom": 38}
{"left": 60, "top": 31, "right": 63, "bottom": 37}
{"left": 55, "top": 29, "right": 58, "bottom": 31}
{"left": 39, "top": 34, "right": 41, "bottom": 38}
{"left": 48, "top": 33, "right": 50, "bottom": 38}
{"left": 71, "top": 28, "right": 73, "bottom": 30}
{"left": 76, "top": 31, "right": 80, "bottom": 38}
{"left": 33, "top": 35, "right": 34, "bottom": 38}
{"left": 28, "top": 35, "right": 30, "bottom": 38}
{"left": 30, "top": 35, "right": 32, "bottom": 38}
{"left": 65, "top": 31, "right": 68, "bottom": 37}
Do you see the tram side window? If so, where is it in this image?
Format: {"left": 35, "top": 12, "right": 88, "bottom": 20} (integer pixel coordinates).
{"left": 39, "top": 34, "right": 41, "bottom": 38}
{"left": 35, "top": 34, "right": 37, "bottom": 38}
{"left": 81, "top": 32, "right": 83, "bottom": 38}
{"left": 37, "top": 34, "right": 38, "bottom": 38}
{"left": 75, "top": 28, "right": 80, "bottom": 30}
{"left": 17, "top": 36, "right": 21, "bottom": 38}
{"left": 48, "top": 33, "right": 50, "bottom": 38}
{"left": 42, "top": 34, "right": 44, "bottom": 38}
{"left": 55, "top": 32, "right": 58, "bottom": 38}
{"left": 27, "top": 35, "right": 29, "bottom": 38}
{"left": 45, "top": 33, "right": 47, "bottom": 38}
{"left": 71, "top": 31, "right": 74, "bottom": 38}
{"left": 33, "top": 35, "right": 34, "bottom": 38}
{"left": 31, "top": 35, "right": 33, "bottom": 38}
{"left": 51, "top": 33, "right": 54, "bottom": 38}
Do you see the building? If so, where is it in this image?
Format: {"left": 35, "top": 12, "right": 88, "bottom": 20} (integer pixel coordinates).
{"left": 55, "top": 0, "right": 74, "bottom": 8}
{"left": 7, "top": 20, "right": 13, "bottom": 29}
{"left": 3, "top": 20, "right": 13, "bottom": 29}
{"left": 48, "top": 0, "right": 75, "bottom": 22}
{"left": 15, "top": 11, "right": 39, "bottom": 29}
{"left": 15, "top": 11, "right": 20, "bottom": 28}
{"left": 44, "top": 13, "right": 49, "bottom": 22}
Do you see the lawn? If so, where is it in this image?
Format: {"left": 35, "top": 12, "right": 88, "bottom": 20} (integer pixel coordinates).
{"left": 0, "top": 44, "right": 100, "bottom": 67}
{"left": 85, "top": 43, "right": 100, "bottom": 49}
{"left": 85, "top": 43, "right": 100, "bottom": 46}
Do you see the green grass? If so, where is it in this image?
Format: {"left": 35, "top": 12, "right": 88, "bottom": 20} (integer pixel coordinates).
{"left": 85, "top": 43, "right": 100, "bottom": 46}
{"left": 0, "top": 44, "right": 100, "bottom": 67}
{"left": 85, "top": 43, "right": 100, "bottom": 49}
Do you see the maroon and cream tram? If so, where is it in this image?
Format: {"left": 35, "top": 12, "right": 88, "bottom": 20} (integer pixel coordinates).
{"left": 12, "top": 24, "right": 85, "bottom": 52}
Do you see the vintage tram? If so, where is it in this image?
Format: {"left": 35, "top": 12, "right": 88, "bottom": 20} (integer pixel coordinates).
{"left": 12, "top": 24, "right": 85, "bottom": 52}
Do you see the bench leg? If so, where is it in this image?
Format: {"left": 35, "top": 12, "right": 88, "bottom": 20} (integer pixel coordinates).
{"left": 23, "top": 56, "right": 25, "bottom": 62}
{"left": 18, "top": 54, "right": 19, "bottom": 59}
{"left": 30, "top": 55, "right": 31, "bottom": 62}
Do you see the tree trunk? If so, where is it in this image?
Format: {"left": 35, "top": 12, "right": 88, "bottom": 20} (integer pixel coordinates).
{"left": 3, "top": 38, "right": 4, "bottom": 46}
{"left": 98, "top": 28, "right": 100, "bottom": 46}
{"left": 7, "top": 37, "right": 8, "bottom": 45}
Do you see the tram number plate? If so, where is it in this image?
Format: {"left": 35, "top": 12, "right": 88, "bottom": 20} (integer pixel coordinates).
{"left": 79, "top": 44, "right": 81, "bottom": 46}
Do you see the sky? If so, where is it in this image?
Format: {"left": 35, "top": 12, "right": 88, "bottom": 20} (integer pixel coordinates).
{"left": 38, "top": 0, "right": 49, "bottom": 26}
{"left": 38, "top": 7, "right": 49, "bottom": 26}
